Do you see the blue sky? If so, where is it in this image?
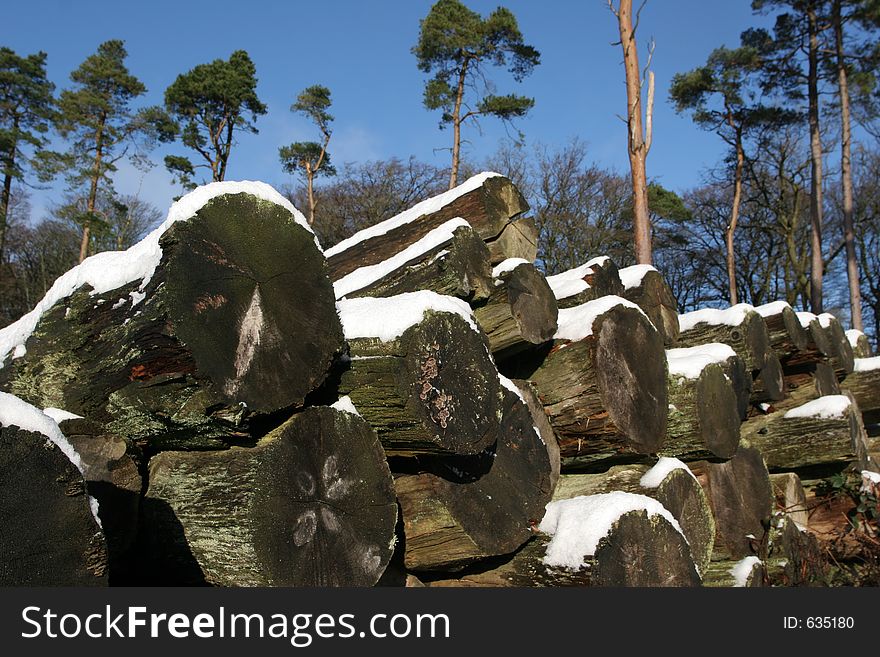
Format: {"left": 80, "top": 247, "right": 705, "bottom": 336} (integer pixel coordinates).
{"left": 5, "top": 0, "right": 775, "bottom": 222}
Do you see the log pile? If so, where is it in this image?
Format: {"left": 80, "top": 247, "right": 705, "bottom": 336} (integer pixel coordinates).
{"left": 1, "top": 174, "right": 877, "bottom": 588}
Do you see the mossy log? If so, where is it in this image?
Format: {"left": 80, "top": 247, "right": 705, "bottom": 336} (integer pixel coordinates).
{"left": 340, "top": 310, "right": 503, "bottom": 457}
{"left": 740, "top": 394, "right": 864, "bottom": 471}
{"left": 619, "top": 266, "right": 680, "bottom": 346}
{"left": 547, "top": 258, "right": 625, "bottom": 309}
{"left": 392, "top": 386, "right": 555, "bottom": 572}
{"left": 663, "top": 362, "right": 741, "bottom": 461}
{"left": 336, "top": 224, "right": 494, "bottom": 303}
{"left": 691, "top": 441, "right": 773, "bottom": 560}
{"left": 503, "top": 301, "right": 667, "bottom": 471}
{"left": 766, "top": 515, "right": 824, "bottom": 586}
{"left": 510, "top": 378, "right": 561, "bottom": 492}
{"left": 472, "top": 260, "right": 557, "bottom": 358}
{"left": 677, "top": 309, "right": 770, "bottom": 372}
{"left": 0, "top": 192, "right": 343, "bottom": 452}
{"left": 485, "top": 215, "right": 538, "bottom": 265}
{"left": 0, "top": 423, "right": 107, "bottom": 585}
{"left": 769, "top": 472, "right": 810, "bottom": 529}
{"left": 751, "top": 351, "right": 785, "bottom": 404}
{"left": 551, "top": 465, "right": 715, "bottom": 574}
{"left": 842, "top": 358, "right": 880, "bottom": 415}
{"left": 822, "top": 315, "right": 855, "bottom": 377}
{"left": 325, "top": 174, "right": 528, "bottom": 280}
{"left": 143, "top": 406, "right": 398, "bottom": 586}
{"left": 701, "top": 556, "right": 766, "bottom": 587}
{"left": 755, "top": 302, "right": 808, "bottom": 360}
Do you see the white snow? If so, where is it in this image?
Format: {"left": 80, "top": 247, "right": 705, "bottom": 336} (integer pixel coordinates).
{"left": 639, "top": 457, "right": 697, "bottom": 488}
{"left": 324, "top": 172, "right": 501, "bottom": 257}
{"left": 544, "top": 256, "right": 610, "bottom": 300}
{"left": 333, "top": 217, "right": 471, "bottom": 299}
{"left": 796, "top": 311, "right": 817, "bottom": 328}
{"left": 0, "top": 180, "right": 312, "bottom": 367}
{"left": 42, "top": 407, "right": 83, "bottom": 424}
{"left": 783, "top": 395, "right": 851, "bottom": 420}
{"left": 665, "top": 343, "right": 737, "bottom": 379}
{"left": 854, "top": 356, "right": 880, "bottom": 372}
{"left": 492, "top": 257, "right": 531, "bottom": 279}
{"left": 816, "top": 313, "right": 835, "bottom": 329}
{"left": 618, "top": 264, "right": 656, "bottom": 290}
{"left": 554, "top": 296, "right": 646, "bottom": 342}
{"left": 498, "top": 374, "right": 525, "bottom": 402}
{"left": 730, "top": 556, "right": 762, "bottom": 587}
{"left": 754, "top": 300, "right": 791, "bottom": 317}
{"left": 678, "top": 303, "right": 755, "bottom": 333}
{"left": 337, "top": 291, "right": 479, "bottom": 342}
{"left": 538, "top": 492, "right": 684, "bottom": 569}
{"left": 0, "top": 392, "right": 84, "bottom": 474}
{"left": 331, "top": 396, "right": 360, "bottom": 417}
{"left": 861, "top": 470, "right": 880, "bottom": 485}
{"left": 846, "top": 329, "right": 867, "bottom": 349}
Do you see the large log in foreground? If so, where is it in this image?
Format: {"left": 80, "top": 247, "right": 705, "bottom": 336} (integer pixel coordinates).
{"left": 504, "top": 296, "right": 667, "bottom": 470}
{"left": 143, "top": 406, "right": 398, "bottom": 586}
{"left": 324, "top": 173, "right": 528, "bottom": 280}
{"left": 0, "top": 184, "right": 343, "bottom": 452}
{"left": 619, "top": 265, "right": 680, "bottom": 346}
{"left": 0, "top": 393, "right": 107, "bottom": 585}
{"left": 338, "top": 293, "right": 502, "bottom": 456}
{"left": 393, "top": 384, "right": 555, "bottom": 572}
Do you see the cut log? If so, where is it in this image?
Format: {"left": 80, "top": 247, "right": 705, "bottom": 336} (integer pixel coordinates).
{"left": 510, "top": 378, "right": 561, "bottom": 492}
{"left": 677, "top": 304, "right": 770, "bottom": 371}
{"left": 820, "top": 314, "right": 855, "bottom": 376}
{"left": 691, "top": 440, "right": 773, "bottom": 560}
{"left": 784, "top": 361, "right": 841, "bottom": 399}
{"left": 546, "top": 257, "right": 625, "bottom": 309}
{"left": 0, "top": 185, "right": 343, "bottom": 452}
{"left": 847, "top": 330, "right": 874, "bottom": 359}
{"left": 702, "top": 556, "right": 766, "bottom": 587}
{"left": 333, "top": 221, "right": 494, "bottom": 303}
{"left": 663, "top": 345, "right": 742, "bottom": 460}
{"left": 485, "top": 215, "right": 538, "bottom": 265}
{"left": 842, "top": 357, "right": 880, "bottom": 415}
{"left": 740, "top": 393, "right": 864, "bottom": 472}
{"left": 619, "top": 265, "right": 680, "bottom": 346}
{"left": 786, "top": 311, "right": 835, "bottom": 368}
{"left": 142, "top": 406, "right": 398, "bottom": 586}
{"left": 0, "top": 394, "right": 107, "bottom": 585}
{"left": 338, "top": 294, "right": 502, "bottom": 456}
{"left": 551, "top": 461, "right": 715, "bottom": 574}
{"left": 393, "top": 384, "right": 555, "bottom": 572}
{"left": 754, "top": 301, "right": 809, "bottom": 360}
{"left": 751, "top": 351, "right": 785, "bottom": 403}
{"left": 766, "top": 515, "right": 824, "bottom": 586}
{"left": 325, "top": 173, "right": 528, "bottom": 280}
{"left": 472, "top": 259, "right": 557, "bottom": 357}
{"left": 769, "top": 472, "right": 810, "bottom": 529}
{"left": 503, "top": 297, "right": 667, "bottom": 471}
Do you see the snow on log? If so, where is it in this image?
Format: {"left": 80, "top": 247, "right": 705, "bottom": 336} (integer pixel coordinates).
{"left": 337, "top": 293, "right": 502, "bottom": 456}
{"left": 786, "top": 311, "right": 836, "bottom": 368}
{"left": 677, "top": 304, "right": 770, "bottom": 372}
{"left": 702, "top": 555, "right": 766, "bottom": 587}
{"left": 0, "top": 183, "right": 343, "bottom": 451}
{"left": 0, "top": 392, "right": 107, "bottom": 585}
{"left": 503, "top": 296, "right": 667, "bottom": 470}
{"left": 393, "top": 384, "right": 555, "bottom": 572}
{"left": 142, "top": 406, "right": 397, "bottom": 586}
{"left": 472, "top": 259, "right": 558, "bottom": 357}
{"left": 619, "top": 265, "right": 680, "bottom": 346}
{"left": 754, "top": 301, "right": 809, "bottom": 359}
{"left": 545, "top": 257, "right": 624, "bottom": 309}
{"left": 846, "top": 329, "right": 873, "bottom": 359}
{"left": 325, "top": 173, "right": 528, "bottom": 280}
{"left": 842, "top": 357, "right": 880, "bottom": 416}
{"left": 818, "top": 313, "right": 855, "bottom": 376}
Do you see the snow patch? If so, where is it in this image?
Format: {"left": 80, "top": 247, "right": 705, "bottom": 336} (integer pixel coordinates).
{"left": 618, "top": 264, "right": 656, "bottom": 290}
{"left": 42, "top": 407, "right": 83, "bottom": 424}
{"left": 795, "top": 311, "right": 817, "bottom": 328}
{"left": 538, "top": 492, "right": 685, "bottom": 570}
{"left": 678, "top": 303, "right": 755, "bottom": 333}
{"left": 639, "top": 457, "right": 697, "bottom": 488}
{"left": 325, "top": 172, "right": 501, "bottom": 257}
{"left": 337, "top": 291, "right": 479, "bottom": 342}
{"left": 854, "top": 356, "right": 880, "bottom": 372}
{"left": 816, "top": 313, "right": 835, "bottom": 329}
{"left": 0, "top": 392, "right": 84, "bottom": 474}
{"left": 331, "top": 396, "right": 360, "bottom": 417}
{"left": 730, "top": 556, "right": 762, "bottom": 587}
{"left": 498, "top": 374, "right": 525, "bottom": 402}
{"left": 754, "top": 300, "right": 791, "bottom": 318}
{"left": 545, "top": 256, "right": 610, "bottom": 300}
{"left": 846, "top": 329, "right": 866, "bottom": 349}
{"left": 554, "top": 296, "right": 647, "bottom": 342}
{"left": 666, "top": 343, "right": 737, "bottom": 379}
{"left": 783, "top": 395, "right": 851, "bottom": 420}
{"left": 333, "top": 218, "right": 470, "bottom": 299}
{"left": 492, "top": 257, "right": 531, "bottom": 278}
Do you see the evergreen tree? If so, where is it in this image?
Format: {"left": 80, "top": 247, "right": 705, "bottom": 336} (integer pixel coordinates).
{"left": 279, "top": 85, "right": 335, "bottom": 226}
{"left": 163, "top": 50, "right": 266, "bottom": 189}
{"left": 413, "top": 0, "right": 540, "bottom": 188}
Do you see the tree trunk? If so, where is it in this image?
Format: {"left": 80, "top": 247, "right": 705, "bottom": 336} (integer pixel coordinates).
{"left": 339, "top": 306, "right": 502, "bottom": 457}
{"left": 0, "top": 127, "right": 16, "bottom": 280}
{"left": 727, "top": 131, "right": 745, "bottom": 305}
{"left": 503, "top": 299, "right": 667, "bottom": 470}
{"left": 834, "top": 0, "right": 863, "bottom": 331}
{"left": 449, "top": 61, "right": 469, "bottom": 189}
{"left": 785, "top": 312, "right": 835, "bottom": 368}
{"left": 80, "top": 111, "right": 106, "bottom": 264}
{"left": 472, "top": 260, "right": 558, "bottom": 358}
{"left": 142, "top": 406, "right": 398, "bottom": 586}
{"left": 1, "top": 190, "right": 343, "bottom": 452}
{"left": 808, "top": 3, "right": 825, "bottom": 313}
{"left": 485, "top": 215, "right": 538, "bottom": 265}
{"left": 546, "top": 257, "right": 625, "bottom": 309}
{"left": 392, "top": 385, "right": 555, "bottom": 572}
{"left": 306, "top": 165, "right": 316, "bottom": 226}
{"left": 0, "top": 421, "right": 108, "bottom": 585}
{"left": 325, "top": 174, "right": 529, "bottom": 280}
{"left": 765, "top": 514, "right": 825, "bottom": 586}
{"left": 619, "top": 266, "right": 680, "bottom": 345}
{"left": 616, "top": 0, "right": 652, "bottom": 265}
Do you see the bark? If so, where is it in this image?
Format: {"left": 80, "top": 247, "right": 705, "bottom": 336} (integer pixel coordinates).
{"left": 841, "top": 362, "right": 880, "bottom": 416}
{"left": 485, "top": 215, "right": 538, "bottom": 266}
{"left": 326, "top": 175, "right": 528, "bottom": 281}
{"left": 511, "top": 378, "right": 561, "bottom": 492}
{"left": 620, "top": 267, "right": 680, "bottom": 345}
{"left": 702, "top": 556, "right": 766, "bottom": 587}
{"left": 808, "top": 2, "right": 825, "bottom": 313}
{"left": 340, "top": 310, "right": 502, "bottom": 457}
{"left": 142, "top": 407, "right": 398, "bottom": 586}
{"left": 783, "top": 361, "right": 841, "bottom": 399}
{"left": 727, "top": 130, "right": 744, "bottom": 305}
{"left": 504, "top": 300, "right": 667, "bottom": 470}
{"left": 393, "top": 386, "right": 555, "bottom": 572}
{"left": 0, "top": 423, "right": 108, "bottom": 585}
{"left": 766, "top": 514, "right": 825, "bottom": 586}
{"left": 80, "top": 110, "right": 107, "bottom": 264}
{"left": 0, "top": 191, "right": 343, "bottom": 452}
{"left": 677, "top": 309, "right": 770, "bottom": 371}
{"left": 472, "top": 261, "right": 558, "bottom": 357}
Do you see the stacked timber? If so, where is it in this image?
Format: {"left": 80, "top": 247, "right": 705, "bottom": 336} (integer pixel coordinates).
{"left": 618, "top": 264, "right": 681, "bottom": 346}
